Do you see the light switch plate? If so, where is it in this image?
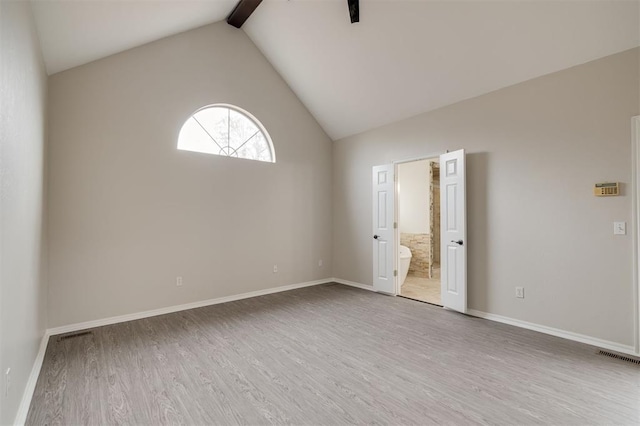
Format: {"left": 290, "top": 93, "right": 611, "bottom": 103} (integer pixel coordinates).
{"left": 614, "top": 222, "right": 626, "bottom": 235}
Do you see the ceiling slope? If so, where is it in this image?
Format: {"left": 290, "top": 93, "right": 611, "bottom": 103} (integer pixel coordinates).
{"left": 30, "top": 0, "right": 639, "bottom": 139}
{"left": 31, "top": 0, "right": 237, "bottom": 75}
{"left": 243, "top": 0, "right": 640, "bottom": 140}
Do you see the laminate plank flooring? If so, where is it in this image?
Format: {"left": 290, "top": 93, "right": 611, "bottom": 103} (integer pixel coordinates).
{"left": 27, "top": 284, "right": 640, "bottom": 425}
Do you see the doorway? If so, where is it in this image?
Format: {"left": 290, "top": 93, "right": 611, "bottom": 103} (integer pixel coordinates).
{"left": 396, "top": 158, "right": 441, "bottom": 305}
{"left": 373, "top": 149, "right": 466, "bottom": 311}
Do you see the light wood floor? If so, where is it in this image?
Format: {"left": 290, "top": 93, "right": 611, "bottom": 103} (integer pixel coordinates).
{"left": 400, "top": 275, "right": 441, "bottom": 305}
{"left": 27, "top": 284, "right": 639, "bottom": 425}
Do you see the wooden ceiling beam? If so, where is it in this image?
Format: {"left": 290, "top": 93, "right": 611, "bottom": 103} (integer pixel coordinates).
{"left": 227, "top": 0, "right": 264, "bottom": 29}
{"left": 347, "top": 0, "right": 359, "bottom": 23}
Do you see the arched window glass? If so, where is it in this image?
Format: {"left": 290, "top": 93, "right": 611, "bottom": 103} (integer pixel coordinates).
{"left": 178, "top": 104, "right": 275, "bottom": 163}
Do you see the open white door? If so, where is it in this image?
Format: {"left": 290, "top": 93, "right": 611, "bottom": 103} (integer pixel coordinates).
{"left": 372, "top": 164, "right": 395, "bottom": 294}
{"left": 440, "top": 150, "right": 467, "bottom": 313}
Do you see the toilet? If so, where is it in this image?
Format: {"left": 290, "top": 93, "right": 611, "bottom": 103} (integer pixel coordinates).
{"left": 399, "top": 245, "right": 412, "bottom": 287}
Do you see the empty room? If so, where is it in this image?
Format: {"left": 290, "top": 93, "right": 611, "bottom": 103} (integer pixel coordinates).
{"left": 1, "top": 0, "right": 639, "bottom": 424}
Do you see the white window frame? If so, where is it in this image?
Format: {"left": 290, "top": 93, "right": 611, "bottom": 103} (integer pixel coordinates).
{"left": 178, "top": 103, "right": 276, "bottom": 163}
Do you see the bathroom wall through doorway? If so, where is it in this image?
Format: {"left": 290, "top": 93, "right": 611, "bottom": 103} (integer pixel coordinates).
{"left": 395, "top": 155, "right": 442, "bottom": 305}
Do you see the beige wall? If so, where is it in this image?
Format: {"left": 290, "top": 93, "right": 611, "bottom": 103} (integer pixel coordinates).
{"left": 333, "top": 48, "right": 639, "bottom": 347}
{"left": 48, "top": 22, "right": 333, "bottom": 327}
{"left": 0, "top": 1, "right": 49, "bottom": 423}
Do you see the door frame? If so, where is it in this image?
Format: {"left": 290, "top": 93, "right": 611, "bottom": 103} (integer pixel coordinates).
{"left": 393, "top": 152, "right": 445, "bottom": 295}
{"left": 632, "top": 115, "right": 640, "bottom": 355}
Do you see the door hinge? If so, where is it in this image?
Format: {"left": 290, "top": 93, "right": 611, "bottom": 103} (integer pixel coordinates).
{"left": 394, "top": 270, "right": 397, "bottom": 277}
{"left": 394, "top": 222, "right": 397, "bottom": 229}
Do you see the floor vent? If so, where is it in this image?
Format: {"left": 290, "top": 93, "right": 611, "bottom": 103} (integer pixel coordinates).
{"left": 58, "top": 331, "right": 93, "bottom": 341}
{"left": 597, "top": 350, "right": 640, "bottom": 365}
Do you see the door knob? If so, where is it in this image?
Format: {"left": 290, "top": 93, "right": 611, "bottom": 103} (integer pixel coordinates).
{"left": 373, "top": 235, "right": 379, "bottom": 239}
{"left": 451, "top": 240, "right": 463, "bottom": 246}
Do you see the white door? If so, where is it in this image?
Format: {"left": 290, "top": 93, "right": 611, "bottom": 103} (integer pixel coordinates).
{"left": 440, "top": 150, "right": 467, "bottom": 313}
{"left": 372, "top": 164, "right": 395, "bottom": 294}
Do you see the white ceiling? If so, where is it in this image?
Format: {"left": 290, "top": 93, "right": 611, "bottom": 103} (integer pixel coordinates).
{"left": 31, "top": 0, "right": 639, "bottom": 140}
{"left": 31, "top": 0, "right": 237, "bottom": 75}
{"left": 244, "top": 0, "right": 640, "bottom": 139}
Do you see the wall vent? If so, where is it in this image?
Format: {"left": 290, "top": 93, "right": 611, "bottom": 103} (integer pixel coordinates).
{"left": 58, "top": 331, "right": 93, "bottom": 341}
{"left": 597, "top": 350, "right": 640, "bottom": 365}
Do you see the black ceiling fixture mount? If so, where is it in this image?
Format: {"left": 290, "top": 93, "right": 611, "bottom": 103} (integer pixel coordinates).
{"left": 227, "top": 0, "right": 263, "bottom": 29}
{"left": 226, "top": 0, "right": 358, "bottom": 28}
{"left": 347, "top": 0, "right": 359, "bottom": 23}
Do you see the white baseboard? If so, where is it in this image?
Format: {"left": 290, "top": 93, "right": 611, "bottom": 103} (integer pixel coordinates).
{"left": 14, "top": 332, "right": 50, "bottom": 426}
{"left": 332, "top": 278, "right": 375, "bottom": 291}
{"left": 47, "top": 278, "right": 333, "bottom": 336}
{"left": 467, "top": 309, "right": 638, "bottom": 357}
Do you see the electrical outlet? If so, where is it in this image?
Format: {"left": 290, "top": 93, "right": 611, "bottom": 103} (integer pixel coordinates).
{"left": 273, "top": 265, "right": 278, "bottom": 273}
{"left": 318, "top": 259, "right": 323, "bottom": 267}
{"left": 515, "top": 287, "right": 525, "bottom": 299}
{"left": 176, "top": 276, "right": 183, "bottom": 287}
{"left": 5, "top": 368, "right": 10, "bottom": 397}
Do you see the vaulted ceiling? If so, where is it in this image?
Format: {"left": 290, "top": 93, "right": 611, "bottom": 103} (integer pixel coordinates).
{"left": 31, "top": 0, "right": 237, "bottom": 75}
{"left": 31, "top": 0, "right": 640, "bottom": 140}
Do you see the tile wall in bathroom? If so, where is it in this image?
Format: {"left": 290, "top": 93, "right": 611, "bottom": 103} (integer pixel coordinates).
{"left": 400, "top": 233, "right": 429, "bottom": 278}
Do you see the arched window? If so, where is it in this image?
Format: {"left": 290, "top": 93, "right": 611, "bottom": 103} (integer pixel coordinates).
{"left": 178, "top": 104, "right": 275, "bottom": 163}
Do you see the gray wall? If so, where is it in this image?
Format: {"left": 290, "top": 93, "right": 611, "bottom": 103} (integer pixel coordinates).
{"left": 333, "top": 48, "right": 639, "bottom": 347}
{"left": 0, "top": 2, "right": 49, "bottom": 423}
{"left": 48, "top": 22, "right": 333, "bottom": 327}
